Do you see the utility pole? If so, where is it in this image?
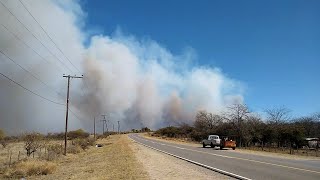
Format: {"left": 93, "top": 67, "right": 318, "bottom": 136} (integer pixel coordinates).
{"left": 63, "top": 74, "right": 83, "bottom": 156}
{"left": 117, "top": 121, "right": 120, "bottom": 134}
{"left": 113, "top": 123, "right": 114, "bottom": 132}
{"left": 101, "top": 114, "right": 107, "bottom": 135}
{"left": 93, "top": 117, "right": 96, "bottom": 140}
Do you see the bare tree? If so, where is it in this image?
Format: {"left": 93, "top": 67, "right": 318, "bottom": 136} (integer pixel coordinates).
{"left": 24, "top": 132, "right": 43, "bottom": 157}
{"left": 194, "top": 110, "right": 222, "bottom": 132}
{"left": 314, "top": 112, "right": 320, "bottom": 121}
{"left": 225, "top": 103, "right": 250, "bottom": 147}
{"left": 265, "top": 106, "right": 291, "bottom": 124}
{"left": 0, "top": 129, "right": 8, "bottom": 148}
{"left": 265, "top": 106, "right": 291, "bottom": 147}
{"left": 295, "top": 116, "right": 315, "bottom": 137}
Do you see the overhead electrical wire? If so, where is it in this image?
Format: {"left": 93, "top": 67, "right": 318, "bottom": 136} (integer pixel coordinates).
{"left": 0, "top": 24, "right": 64, "bottom": 74}
{"left": 0, "top": 70, "right": 85, "bottom": 122}
{"left": 0, "top": 1, "right": 74, "bottom": 74}
{"left": 19, "top": 0, "right": 81, "bottom": 74}
{"left": 0, "top": 49, "right": 65, "bottom": 101}
{"left": 0, "top": 72, "right": 64, "bottom": 106}
{"left": 18, "top": 0, "right": 90, "bottom": 97}
{"left": 0, "top": 0, "right": 91, "bottom": 121}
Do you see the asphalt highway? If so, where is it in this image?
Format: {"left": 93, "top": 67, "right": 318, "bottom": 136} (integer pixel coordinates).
{"left": 129, "top": 134, "right": 320, "bottom": 180}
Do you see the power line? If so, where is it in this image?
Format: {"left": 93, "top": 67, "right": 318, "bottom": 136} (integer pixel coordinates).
{"left": 1, "top": 24, "right": 85, "bottom": 100}
{"left": 1, "top": 71, "right": 86, "bottom": 132}
{"left": 0, "top": 24, "right": 64, "bottom": 74}
{"left": 69, "top": 107, "right": 84, "bottom": 122}
{"left": 18, "top": 0, "right": 91, "bottom": 95}
{"left": 0, "top": 72, "right": 64, "bottom": 106}
{"left": 19, "top": 0, "right": 81, "bottom": 74}
{"left": 1, "top": 1, "right": 92, "bottom": 117}
{"left": 0, "top": 1, "right": 74, "bottom": 73}
{"left": 0, "top": 49, "right": 65, "bottom": 101}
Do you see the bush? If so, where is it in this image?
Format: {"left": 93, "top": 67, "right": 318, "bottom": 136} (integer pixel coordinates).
{"left": 0, "top": 137, "right": 12, "bottom": 148}
{"left": 67, "top": 129, "right": 89, "bottom": 139}
{"left": 72, "top": 137, "right": 96, "bottom": 150}
{"left": 4, "top": 159, "right": 56, "bottom": 178}
{"left": 47, "top": 144, "right": 63, "bottom": 155}
{"left": 23, "top": 132, "right": 43, "bottom": 157}
{"left": 45, "top": 144, "right": 63, "bottom": 161}
{"left": 67, "top": 144, "right": 82, "bottom": 154}
{"left": 45, "top": 132, "right": 65, "bottom": 140}
{"left": 0, "top": 129, "right": 8, "bottom": 148}
{"left": 155, "top": 126, "right": 182, "bottom": 138}
{"left": 0, "top": 129, "right": 4, "bottom": 139}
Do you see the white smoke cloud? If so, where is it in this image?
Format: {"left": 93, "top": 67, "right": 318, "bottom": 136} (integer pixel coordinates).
{"left": 0, "top": 0, "right": 244, "bottom": 134}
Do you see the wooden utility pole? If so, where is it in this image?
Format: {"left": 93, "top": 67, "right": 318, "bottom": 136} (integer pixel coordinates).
{"left": 101, "top": 114, "right": 107, "bottom": 135}
{"left": 117, "top": 121, "right": 120, "bottom": 134}
{"left": 63, "top": 74, "right": 83, "bottom": 155}
{"left": 93, "top": 117, "right": 96, "bottom": 140}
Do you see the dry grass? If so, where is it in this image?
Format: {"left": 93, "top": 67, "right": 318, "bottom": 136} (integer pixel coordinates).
{"left": 3, "top": 159, "right": 56, "bottom": 178}
{"left": 33, "top": 134, "right": 149, "bottom": 180}
{"left": 0, "top": 135, "right": 148, "bottom": 179}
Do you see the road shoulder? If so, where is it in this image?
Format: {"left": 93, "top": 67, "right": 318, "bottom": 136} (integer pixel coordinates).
{"left": 129, "top": 136, "right": 230, "bottom": 180}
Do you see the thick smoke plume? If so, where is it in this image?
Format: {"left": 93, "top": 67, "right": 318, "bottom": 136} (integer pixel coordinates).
{"left": 0, "top": 0, "right": 244, "bottom": 134}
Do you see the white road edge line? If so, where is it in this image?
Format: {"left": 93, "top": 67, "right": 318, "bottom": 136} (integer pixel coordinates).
{"left": 129, "top": 135, "right": 252, "bottom": 180}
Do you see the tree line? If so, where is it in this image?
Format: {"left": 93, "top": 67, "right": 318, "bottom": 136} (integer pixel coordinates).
{"left": 155, "top": 104, "right": 320, "bottom": 149}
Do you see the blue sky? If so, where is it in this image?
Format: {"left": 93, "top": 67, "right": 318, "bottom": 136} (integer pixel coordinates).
{"left": 81, "top": 0, "right": 320, "bottom": 117}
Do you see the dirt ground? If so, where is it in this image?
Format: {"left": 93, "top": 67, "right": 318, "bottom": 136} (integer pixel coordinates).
{"left": 129, "top": 138, "right": 229, "bottom": 180}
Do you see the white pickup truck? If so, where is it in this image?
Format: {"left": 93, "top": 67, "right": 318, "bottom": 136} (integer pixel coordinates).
{"left": 201, "top": 135, "right": 221, "bottom": 148}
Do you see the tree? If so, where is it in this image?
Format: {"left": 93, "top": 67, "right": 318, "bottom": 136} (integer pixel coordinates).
{"left": 24, "top": 132, "right": 43, "bottom": 157}
{"left": 141, "top": 127, "right": 151, "bottom": 132}
{"left": 0, "top": 129, "right": 8, "bottom": 148}
{"left": 265, "top": 106, "right": 291, "bottom": 124}
{"left": 265, "top": 106, "right": 291, "bottom": 147}
{"left": 294, "top": 116, "right": 316, "bottom": 137}
{"left": 243, "top": 115, "right": 264, "bottom": 146}
{"left": 0, "top": 129, "right": 4, "bottom": 139}
{"left": 194, "top": 110, "right": 222, "bottom": 132}
{"left": 67, "top": 129, "right": 89, "bottom": 139}
{"left": 226, "top": 103, "right": 250, "bottom": 147}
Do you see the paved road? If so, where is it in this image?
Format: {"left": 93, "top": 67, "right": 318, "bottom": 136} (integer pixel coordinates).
{"left": 129, "top": 134, "right": 320, "bottom": 180}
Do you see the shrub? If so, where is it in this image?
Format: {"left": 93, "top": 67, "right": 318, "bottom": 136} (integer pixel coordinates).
{"left": 45, "top": 132, "right": 65, "bottom": 140}
{"left": 47, "top": 144, "right": 63, "bottom": 155}
{"left": 4, "top": 159, "right": 56, "bottom": 178}
{"left": 155, "top": 126, "right": 182, "bottom": 138}
{"left": 45, "top": 144, "right": 63, "bottom": 161}
{"left": 23, "top": 132, "right": 43, "bottom": 157}
{"left": 0, "top": 129, "right": 8, "bottom": 148}
{"left": 67, "top": 144, "right": 82, "bottom": 154}
{"left": 67, "top": 129, "right": 89, "bottom": 139}
{"left": 72, "top": 137, "right": 96, "bottom": 150}
{"left": 0, "top": 129, "right": 4, "bottom": 139}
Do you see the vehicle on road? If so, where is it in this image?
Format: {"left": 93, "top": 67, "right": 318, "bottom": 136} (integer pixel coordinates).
{"left": 220, "top": 136, "right": 236, "bottom": 150}
{"left": 303, "top": 138, "right": 319, "bottom": 149}
{"left": 201, "top": 135, "right": 221, "bottom": 148}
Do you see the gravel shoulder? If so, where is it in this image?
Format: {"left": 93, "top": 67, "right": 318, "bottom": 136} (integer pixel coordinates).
{"left": 129, "top": 137, "right": 230, "bottom": 180}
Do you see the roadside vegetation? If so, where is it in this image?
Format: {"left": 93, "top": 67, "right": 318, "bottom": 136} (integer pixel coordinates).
{"left": 0, "top": 129, "right": 147, "bottom": 179}
{"left": 153, "top": 103, "right": 320, "bottom": 156}
{"left": 0, "top": 129, "right": 97, "bottom": 179}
